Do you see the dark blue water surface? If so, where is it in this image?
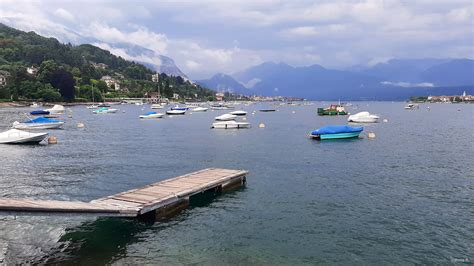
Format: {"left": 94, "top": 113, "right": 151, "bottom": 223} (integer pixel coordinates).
{"left": 0, "top": 102, "right": 473, "bottom": 264}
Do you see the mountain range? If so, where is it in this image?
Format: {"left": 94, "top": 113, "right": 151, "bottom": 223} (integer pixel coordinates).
{"left": 197, "top": 59, "right": 474, "bottom": 100}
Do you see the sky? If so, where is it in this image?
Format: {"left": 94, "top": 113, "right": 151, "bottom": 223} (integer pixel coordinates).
{"left": 0, "top": 0, "right": 473, "bottom": 79}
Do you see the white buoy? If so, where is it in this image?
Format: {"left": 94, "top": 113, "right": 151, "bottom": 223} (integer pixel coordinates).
{"left": 48, "top": 136, "right": 58, "bottom": 144}
{"left": 259, "top": 123, "right": 265, "bottom": 128}
{"left": 368, "top": 132, "right": 376, "bottom": 139}
{"left": 67, "top": 114, "right": 72, "bottom": 118}
{"left": 77, "top": 122, "right": 85, "bottom": 128}
{"left": 292, "top": 111, "right": 296, "bottom": 114}
{"left": 383, "top": 119, "right": 388, "bottom": 123}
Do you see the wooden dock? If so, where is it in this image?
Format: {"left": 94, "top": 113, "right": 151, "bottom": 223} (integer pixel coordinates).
{"left": 0, "top": 168, "right": 248, "bottom": 220}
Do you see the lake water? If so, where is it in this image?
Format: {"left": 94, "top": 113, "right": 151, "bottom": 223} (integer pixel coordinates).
{"left": 0, "top": 102, "right": 473, "bottom": 264}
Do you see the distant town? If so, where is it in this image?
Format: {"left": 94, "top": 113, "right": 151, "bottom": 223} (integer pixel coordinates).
{"left": 410, "top": 91, "right": 473, "bottom": 103}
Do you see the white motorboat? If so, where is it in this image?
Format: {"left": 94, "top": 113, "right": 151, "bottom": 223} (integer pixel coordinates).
{"left": 86, "top": 104, "right": 99, "bottom": 109}
{"left": 46, "top": 104, "right": 65, "bottom": 114}
{"left": 347, "top": 112, "right": 380, "bottom": 123}
{"left": 139, "top": 112, "right": 164, "bottom": 119}
{"left": 192, "top": 107, "right": 208, "bottom": 112}
{"left": 135, "top": 102, "right": 144, "bottom": 106}
{"left": 30, "top": 102, "right": 40, "bottom": 108}
{"left": 0, "top": 129, "right": 48, "bottom": 144}
{"left": 229, "top": 110, "right": 247, "bottom": 116}
{"left": 93, "top": 107, "right": 118, "bottom": 114}
{"left": 166, "top": 109, "right": 186, "bottom": 115}
{"left": 215, "top": 113, "right": 237, "bottom": 121}
{"left": 151, "top": 104, "right": 164, "bottom": 109}
{"left": 12, "top": 117, "right": 64, "bottom": 130}
{"left": 211, "top": 121, "right": 250, "bottom": 129}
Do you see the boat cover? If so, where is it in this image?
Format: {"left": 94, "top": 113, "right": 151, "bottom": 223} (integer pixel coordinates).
{"left": 30, "top": 110, "right": 49, "bottom": 115}
{"left": 25, "top": 117, "right": 61, "bottom": 123}
{"left": 143, "top": 112, "right": 157, "bottom": 115}
{"left": 312, "top": 125, "right": 363, "bottom": 135}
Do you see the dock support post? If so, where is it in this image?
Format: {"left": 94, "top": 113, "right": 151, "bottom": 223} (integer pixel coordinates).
{"left": 221, "top": 176, "right": 246, "bottom": 192}
{"left": 154, "top": 198, "right": 190, "bottom": 221}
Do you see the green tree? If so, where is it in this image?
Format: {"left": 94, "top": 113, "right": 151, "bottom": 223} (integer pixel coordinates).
{"left": 37, "top": 84, "right": 62, "bottom": 102}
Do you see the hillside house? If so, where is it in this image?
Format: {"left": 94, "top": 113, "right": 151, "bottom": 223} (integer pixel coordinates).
{"left": 101, "top": 75, "right": 121, "bottom": 91}
{"left": 0, "top": 70, "right": 10, "bottom": 86}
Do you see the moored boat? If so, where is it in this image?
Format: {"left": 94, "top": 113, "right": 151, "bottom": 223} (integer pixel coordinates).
{"left": 171, "top": 105, "right": 188, "bottom": 111}
{"left": 0, "top": 129, "right": 48, "bottom": 144}
{"left": 12, "top": 117, "right": 64, "bottom": 130}
{"left": 310, "top": 125, "right": 363, "bottom": 140}
{"left": 347, "top": 112, "right": 379, "bottom": 123}
{"left": 139, "top": 112, "right": 164, "bottom": 119}
{"left": 230, "top": 110, "right": 247, "bottom": 116}
{"left": 46, "top": 104, "right": 65, "bottom": 114}
{"left": 211, "top": 120, "right": 250, "bottom": 129}
{"left": 215, "top": 113, "right": 237, "bottom": 121}
{"left": 30, "top": 110, "right": 50, "bottom": 116}
{"left": 259, "top": 109, "right": 276, "bottom": 112}
{"left": 317, "top": 104, "right": 347, "bottom": 115}
{"left": 166, "top": 109, "right": 186, "bottom": 115}
{"left": 151, "top": 104, "right": 164, "bottom": 109}
{"left": 93, "top": 107, "right": 118, "bottom": 114}
{"left": 404, "top": 103, "right": 418, "bottom": 109}
{"left": 191, "top": 107, "right": 208, "bottom": 112}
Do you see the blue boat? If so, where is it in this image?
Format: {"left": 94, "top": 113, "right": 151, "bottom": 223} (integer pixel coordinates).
{"left": 310, "top": 125, "right": 363, "bottom": 140}
{"left": 13, "top": 117, "right": 64, "bottom": 130}
{"left": 30, "top": 110, "right": 50, "bottom": 115}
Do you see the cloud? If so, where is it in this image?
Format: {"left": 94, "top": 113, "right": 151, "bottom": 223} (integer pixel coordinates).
{"left": 280, "top": 26, "right": 318, "bottom": 37}
{"left": 54, "top": 8, "right": 75, "bottom": 22}
{"left": 0, "top": 0, "right": 472, "bottom": 78}
{"left": 185, "top": 60, "right": 202, "bottom": 70}
{"left": 92, "top": 42, "right": 162, "bottom": 67}
{"left": 381, "top": 81, "right": 435, "bottom": 88}
{"left": 87, "top": 22, "right": 168, "bottom": 54}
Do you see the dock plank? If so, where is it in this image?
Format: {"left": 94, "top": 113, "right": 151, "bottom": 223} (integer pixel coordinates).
{"left": 0, "top": 168, "right": 248, "bottom": 217}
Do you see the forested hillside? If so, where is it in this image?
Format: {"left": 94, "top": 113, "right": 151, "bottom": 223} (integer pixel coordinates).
{"left": 0, "top": 23, "right": 215, "bottom": 102}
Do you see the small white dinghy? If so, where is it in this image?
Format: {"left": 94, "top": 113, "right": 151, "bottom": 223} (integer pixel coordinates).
{"left": 215, "top": 113, "right": 237, "bottom": 121}
{"left": 139, "top": 112, "right": 164, "bottom": 119}
{"left": 212, "top": 120, "right": 250, "bottom": 129}
{"left": 192, "top": 107, "right": 208, "bottom": 112}
{"left": 13, "top": 117, "right": 64, "bottom": 130}
{"left": 347, "top": 112, "right": 379, "bottom": 123}
{"left": 230, "top": 110, "right": 247, "bottom": 116}
{"left": 166, "top": 109, "right": 186, "bottom": 115}
{"left": 0, "top": 129, "right": 48, "bottom": 144}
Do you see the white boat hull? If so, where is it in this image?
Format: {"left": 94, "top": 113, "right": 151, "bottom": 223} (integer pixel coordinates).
{"left": 13, "top": 122, "right": 64, "bottom": 130}
{"left": 140, "top": 113, "right": 164, "bottom": 119}
{"left": 151, "top": 104, "right": 164, "bottom": 109}
{"left": 230, "top": 110, "right": 247, "bottom": 116}
{"left": 347, "top": 112, "right": 379, "bottom": 123}
{"left": 212, "top": 121, "right": 250, "bottom": 129}
{"left": 215, "top": 114, "right": 237, "bottom": 121}
{"left": 166, "top": 110, "right": 186, "bottom": 115}
{"left": 0, "top": 129, "right": 48, "bottom": 144}
{"left": 192, "top": 107, "right": 208, "bottom": 112}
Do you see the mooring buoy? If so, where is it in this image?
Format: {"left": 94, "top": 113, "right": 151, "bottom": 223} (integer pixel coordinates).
{"left": 48, "top": 136, "right": 58, "bottom": 144}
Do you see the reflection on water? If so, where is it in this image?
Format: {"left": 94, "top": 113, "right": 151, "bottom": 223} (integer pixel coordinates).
{"left": 0, "top": 102, "right": 473, "bottom": 264}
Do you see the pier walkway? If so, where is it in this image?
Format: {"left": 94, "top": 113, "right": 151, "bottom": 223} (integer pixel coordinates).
{"left": 0, "top": 168, "right": 248, "bottom": 220}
